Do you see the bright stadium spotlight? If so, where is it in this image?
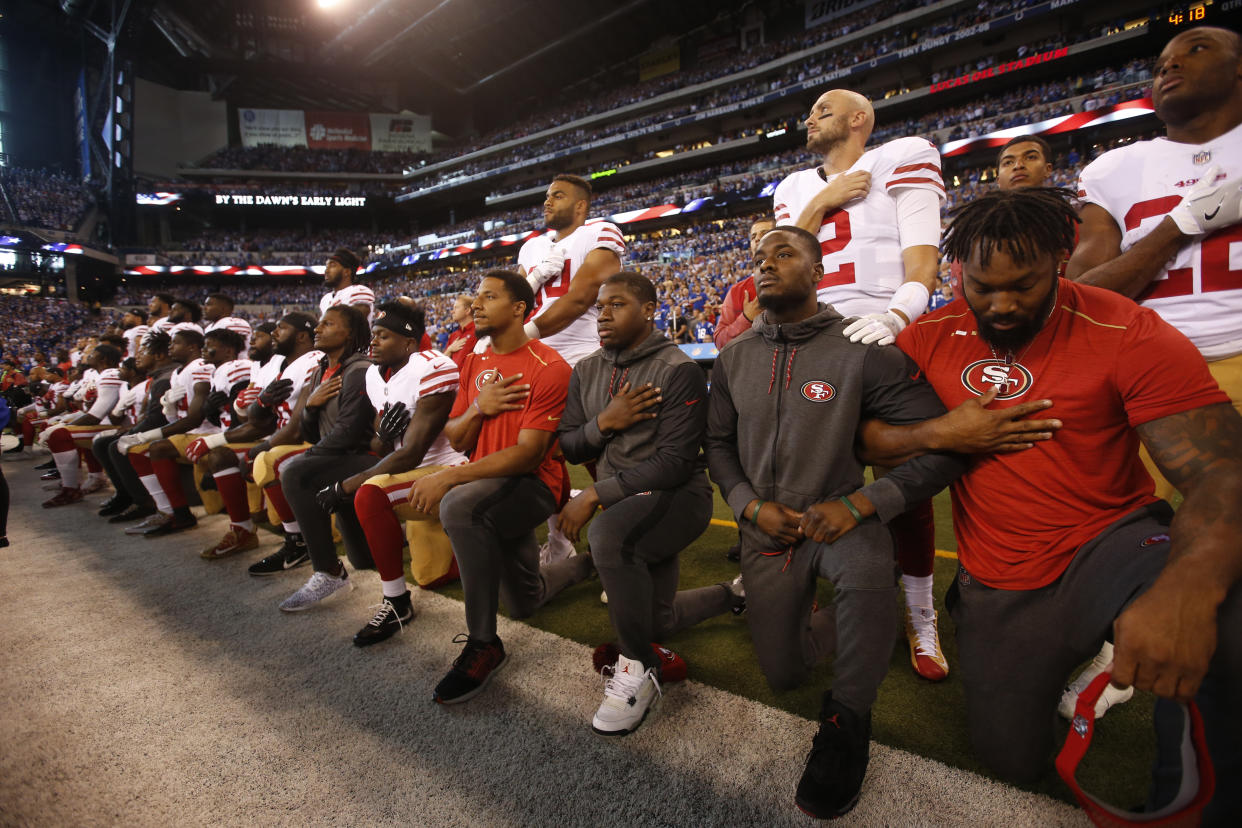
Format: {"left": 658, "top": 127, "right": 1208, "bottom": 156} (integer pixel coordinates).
{"left": 316, "top": 0, "right": 343, "bottom": 8}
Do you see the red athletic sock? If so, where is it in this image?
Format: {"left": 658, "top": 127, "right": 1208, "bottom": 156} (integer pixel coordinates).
{"left": 81, "top": 448, "right": 102, "bottom": 473}
{"left": 21, "top": 417, "right": 34, "bottom": 445}
{"left": 891, "top": 498, "right": 936, "bottom": 578}
{"left": 214, "top": 468, "right": 252, "bottom": 524}
{"left": 354, "top": 483, "right": 406, "bottom": 582}
{"left": 150, "top": 456, "right": 188, "bottom": 509}
{"left": 264, "top": 482, "right": 295, "bottom": 523}
{"left": 128, "top": 451, "right": 153, "bottom": 476}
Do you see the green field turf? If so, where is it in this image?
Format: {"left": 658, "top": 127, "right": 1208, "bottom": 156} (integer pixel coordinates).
{"left": 422, "top": 466, "right": 1158, "bottom": 809}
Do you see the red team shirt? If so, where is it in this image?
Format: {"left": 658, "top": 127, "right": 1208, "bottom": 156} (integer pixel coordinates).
{"left": 898, "top": 279, "right": 1227, "bottom": 590}
{"left": 449, "top": 340, "right": 572, "bottom": 498}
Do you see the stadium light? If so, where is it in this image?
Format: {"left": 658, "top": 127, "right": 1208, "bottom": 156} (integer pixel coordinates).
{"left": 316, "top": 0, "right": 343, "bottom": 9}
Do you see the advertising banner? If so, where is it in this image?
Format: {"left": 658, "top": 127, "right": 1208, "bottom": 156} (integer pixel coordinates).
{"left": 305, "top": 110, "right": 371, "bottom": 150}
{"left": 370, "top": 113, "right": 432, "bottom": 153}
{"left": 639, "top": 45, "right": 681, "bottom": 82}
{"left": 239, "top": 108, "right": 307, "bottom": 148}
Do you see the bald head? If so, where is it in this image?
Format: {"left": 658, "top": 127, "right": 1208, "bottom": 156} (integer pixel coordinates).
{"left": 805, "top": 89, "right": 874, "bottom": 156}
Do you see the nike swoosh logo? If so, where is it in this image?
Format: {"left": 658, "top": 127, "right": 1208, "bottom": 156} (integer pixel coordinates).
{"left": 546, "top": 415, "right": 560, "bottom": 421}
{"left": 685, "top": 399, "right": 700, "bottom": 406}
{"left": 1204, "top": 204, "right": 1222, "bottom": 221}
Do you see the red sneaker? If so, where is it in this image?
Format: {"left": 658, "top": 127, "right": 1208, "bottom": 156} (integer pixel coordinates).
{"left": 42, "top": 487, "right": 84, "bottom": 508}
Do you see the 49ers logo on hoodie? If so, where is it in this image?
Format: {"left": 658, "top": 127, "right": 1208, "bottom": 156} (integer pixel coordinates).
{"left": 801, "top": 381, "right": 836, "bottom": 402}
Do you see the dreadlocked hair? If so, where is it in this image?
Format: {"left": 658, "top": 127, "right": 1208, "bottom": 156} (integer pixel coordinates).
{"left": 943, "top": 187, "right": 1079, "bottom": 269}
{"left": 325, "top": 304, "right": 372, "bottom": 357}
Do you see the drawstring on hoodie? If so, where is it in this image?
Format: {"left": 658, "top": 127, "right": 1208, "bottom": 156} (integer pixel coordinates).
{"left": 766, "top": 345, "right": 799, "bottom": 393}
{"left": 606, "top": 366, "right": 630, "bottom": 398}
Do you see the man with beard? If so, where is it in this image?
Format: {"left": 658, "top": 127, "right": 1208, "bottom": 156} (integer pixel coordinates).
{"left": 706, "top": 226, "right": 972, "bottom": 819}
{"left": 147, "top": 293, "right": 175, "bottom": 334}
{"left": 319, "top": 247, "right": 375, "bottom": 325}
{"left": 773, "top": 88, "right": 949, "bottom": 681}
{"left": 894, "top": 188, "right": 1242, "bottom": 821}
{"left": 516, "top": 174, "right": 625, "bottom": 565}
{"left": 559, "top": 272, "right": 744, "bottom": 736}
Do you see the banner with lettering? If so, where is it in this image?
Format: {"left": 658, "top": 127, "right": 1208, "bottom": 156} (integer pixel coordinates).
{"left": 238, "top": 108, "right": 307, "bottom": 148}
{"left": 304, "top": 111, "right": 371, "bottom": 150}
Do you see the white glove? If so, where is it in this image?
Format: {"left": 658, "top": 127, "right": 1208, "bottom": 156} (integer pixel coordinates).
{"left": 116, "top": 428, "right": 161, "bottom": 454}
{"left": 37, "top": 423, "right": 64, "bottom": 447}
{"left": 161, "top": 385, "right": 187, "bottom": 407}
{"left": 842, "top": 311, "right": 906, "bottom": 346}
{"left": 526, "top": 246, "right": 566, "bottom": 291}
{"left": 1169, "top": 165, "right": 1242, "bottom": 236}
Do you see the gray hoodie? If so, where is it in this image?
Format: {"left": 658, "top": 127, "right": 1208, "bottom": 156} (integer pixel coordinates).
{"left": 559, "top": 331, "right": 707, "bottom": 507}
{"left": 706, "top": 303, "right": 965, "bottom": 552}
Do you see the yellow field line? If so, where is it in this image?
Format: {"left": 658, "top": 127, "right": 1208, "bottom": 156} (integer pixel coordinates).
{"left": 708, "top": 518, "right": 960, "bottom": 559}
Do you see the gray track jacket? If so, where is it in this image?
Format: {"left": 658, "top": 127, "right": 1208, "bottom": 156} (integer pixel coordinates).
{"left": 706, "top": 303, "right": 965, "bottom": 552}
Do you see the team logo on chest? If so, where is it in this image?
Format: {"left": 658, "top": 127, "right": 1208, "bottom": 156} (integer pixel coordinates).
{"left": 800, "top": 380, "right": 836, "bottom": 402}
{"left": 961, "top": 359, "right": 1033, "bottom": 400}
{"left": 1193, "top": 150, "right": 1212, "bottom": 165}
{"left": 475, "top": 368, "right": 503, "bottom": 390}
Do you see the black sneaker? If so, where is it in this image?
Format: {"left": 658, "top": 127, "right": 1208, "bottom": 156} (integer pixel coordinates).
{"left": 35, "top": 459, "right": 56, "bottom": 471}
{"left": 40, "top": 469, "right": 60, "bottom": 481}
{"left": 353, "top": 595, "right": 414, "bottom": 647}
{"left": 795, "top": 695, "right": 871, "bottom": 819}
{"left": 98, "top": 495, "right": 133, "bottom": 517}
{"left": 248, "top": 533, "right": 309, "bottom": 575}
{"left": 108, "top": 504, "right": 156, "bottom": 524}
{"left": 433, "top": 634, "right": 507, "bottom": 704}
{"left": 3, "top": 443, "right": 25, "bottom": 455}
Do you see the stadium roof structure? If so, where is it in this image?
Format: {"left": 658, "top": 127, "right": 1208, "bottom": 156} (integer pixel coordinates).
{"left": 129, "top": 0, "right": 760, "bottom": 119}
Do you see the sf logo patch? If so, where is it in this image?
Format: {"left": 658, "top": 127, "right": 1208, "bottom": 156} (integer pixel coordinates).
{"left": 801, "top": 380, "right": 836, "bottom": 402}
{"left": 475, "top": 368, "right": 503, "bottom": 390}
{"left": 961, "top": 359, "right": 1033, "bottom": 400}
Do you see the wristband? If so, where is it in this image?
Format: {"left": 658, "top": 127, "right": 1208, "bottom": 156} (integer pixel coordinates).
{"left": 839, "top": 496, "right": 863, "bottom": 523}
{"left": 886, "top": 280, "right": 931, "bottom": 325}
{"left": 750, "top": 499, "right": 766, "bottom": 524}
{"left": 522, "top": 320, "right": 542, "bottom": 341}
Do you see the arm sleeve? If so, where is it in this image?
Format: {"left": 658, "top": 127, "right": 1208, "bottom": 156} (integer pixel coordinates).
{"left": 88, "top": 377, "right": 123, "bottom": 419}
{"left": 558, "top": 368, "right": 607, "bottom": 466}
{"left": 307, "top": 362, "right": 376, "bottom": 454}
{"left": 883, "top": 138, "right": 946, "bottom": 203}
{"left": 893, "top": 187, "right": 942, "bottom": 250}
{"left": 593, "top": 362, "right": 707, "bottom": 507}
{"left": 773, "top": 175, "right": 796, "bottom": 226}
{"left": 704, "top": 356, "right": 759, "bottom": 519}
{"left": 854, "top": 345, "right": 968, "bottom": 521}
{"left": 592, "top": 222, "right": 627, "bottom": 259}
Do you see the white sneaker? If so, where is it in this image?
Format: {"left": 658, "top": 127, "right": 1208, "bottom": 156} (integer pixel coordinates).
{"left": 279, "top": 568, "right": 354, "bottom": 612}
{"left": 1058, "top": 642, "right": 1134, "bottom": 720}
{"left": 538, "top": 527, "right": 574, "bottom": 566}
{"left": 591, "top": 653, "right": 661, "bottom": 736}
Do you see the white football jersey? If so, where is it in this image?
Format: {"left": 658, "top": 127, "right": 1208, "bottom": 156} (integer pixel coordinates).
{"left": 774, "top": 136, "right": 945, "bottom": 318}
{"left": 1078, "top": 121, "right": 1242, "bottom": 359}
{"left": 517, "top": 232, "right": 555, "bottom": 276}
{"left": 74, "top": 368, "right": 101, "bottom": 402}
{"left": 251, "top": 355, "right": 285, "bottom": 392}
{"left": 320, "top": 284, "right": 376, "bottom": 325}
{"left": 364, "top": 350, "right": 466, "bottom": 467}
{"left": 169, "top": 357, "right": 219, "bottom": 435}
{"left": 123, "top": 325, "right": 149, "bottom": 358}
{"left": 205, "top": 316, "right": 254, "bottom": 352}
{"left": 87, "top": 368, "right": 126, "bottom": 422}
{"left": 211, "top": 359, "right": 254, "bottom": 430}
{"left": 525, "top": 219, "right": 626, "bottom": 367}
{"left": 113, "top": 378, "right": 149, "bottom": 423}
{"left": 275, "top": 349, "right": 325, "bottom": 427}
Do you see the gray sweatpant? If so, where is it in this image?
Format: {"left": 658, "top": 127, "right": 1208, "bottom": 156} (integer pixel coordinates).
{"left": 589, "top": 475, "right": 734, "bottom": 672}
{"left": 280, "top": 451, "right": 377, "bottom": 573}
{"left": 742, "top": 521, "right": 898, "bottom": 715}
{"left": 441, "top": 475, "right": 593, "bottom": 642}
{"left": 947, "top": 502, "right": 1241, "bottom": 823}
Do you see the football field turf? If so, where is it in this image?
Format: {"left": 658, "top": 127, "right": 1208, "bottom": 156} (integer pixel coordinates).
{"left": 432, "top": 465, "right": 1157, "bottom": 810}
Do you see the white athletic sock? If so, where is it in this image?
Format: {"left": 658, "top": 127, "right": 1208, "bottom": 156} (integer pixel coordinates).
{"left": 231, "top": 519, "right": 256, "bottom": 533}
{"left": 139, "top": 474, "right": 172, "bottom": 512}
{"left": 281, "top": 520, "right": 301, "bottom": 534}
{"left": 381, "top": 577, "right": 408, "bottom": 599}
{"left": 901, "top": 574, "right": 934, "bottom": 610}
{"left": 52, "top": 448, "right": 81, "bottom": 489}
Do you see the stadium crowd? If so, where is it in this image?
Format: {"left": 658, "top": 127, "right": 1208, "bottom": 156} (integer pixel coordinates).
{"left": 1, "top": 166, "right": 95, "bottom": 233}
